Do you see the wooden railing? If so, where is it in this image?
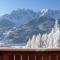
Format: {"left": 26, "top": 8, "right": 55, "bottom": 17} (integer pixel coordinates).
{"left": 0, "top": 48, "right": 60, "bottom": 60}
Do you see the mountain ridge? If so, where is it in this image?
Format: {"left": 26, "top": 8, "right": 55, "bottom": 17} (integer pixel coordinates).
{"left": 0, "top": 9, "right": 60, "bottom": 47}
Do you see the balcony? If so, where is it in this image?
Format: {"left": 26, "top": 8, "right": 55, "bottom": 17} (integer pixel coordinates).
{"left": 0, "top": 48, "right": 60, "bottom": 60}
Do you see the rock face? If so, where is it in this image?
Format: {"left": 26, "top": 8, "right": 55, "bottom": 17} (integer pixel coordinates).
{"left": 26, "top": 20, "right": 60, "bottom": 48}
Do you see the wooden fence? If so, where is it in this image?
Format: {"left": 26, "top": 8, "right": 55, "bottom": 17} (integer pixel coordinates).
{"left": 0, "top": 48, "right": 60, "bottom": 60}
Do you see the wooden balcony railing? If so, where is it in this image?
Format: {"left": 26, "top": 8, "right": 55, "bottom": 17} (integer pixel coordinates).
{"left": 0, "top": 48, "right": 60, "bottom": 60}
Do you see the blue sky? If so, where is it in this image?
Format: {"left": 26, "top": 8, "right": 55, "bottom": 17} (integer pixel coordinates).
{"left": 0, "top": 0, "right": 60, "bottom": 16}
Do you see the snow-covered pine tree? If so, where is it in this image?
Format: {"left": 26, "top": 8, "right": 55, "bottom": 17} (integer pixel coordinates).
{"left": 26, "top": 38, "right": 31, "bottom": 48}
{"left": 35, "top": 34, "right": 41, "bottom": 48}
{"left": 26, "top": 20, "right": 60, "bottom": 48}
{"left": 41, "top": 33, "right": 48, "bottom": 48}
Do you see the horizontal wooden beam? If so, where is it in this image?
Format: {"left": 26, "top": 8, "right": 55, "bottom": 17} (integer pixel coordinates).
{"left": 0, "top": 47, "right": 60, "bottom": 51}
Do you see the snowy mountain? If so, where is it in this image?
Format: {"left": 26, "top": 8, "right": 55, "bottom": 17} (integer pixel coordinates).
{"left": 0, "top": 19, "right": 15, "bottom": 28}
{"left": 40, "top": 9, "right": 60, "bottom": 19}
{"left": 0, "top": 9, "right": 60, "bottom": 47}
{"left": 0, "top": 9, "right": 37, "bottom": 27}
{"left": 26, "top": 20, "right": 60, "bottom": 48}
{"left": 0, "top": 9, "right": 60, "bottom": 27}
{"left": 6, "top": 16, "right": 55, "bottom": 44}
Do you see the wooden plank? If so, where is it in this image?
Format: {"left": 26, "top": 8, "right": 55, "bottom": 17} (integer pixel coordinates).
{"left": 2, "top": 55, "right": 9, "bottom": 60}
{"left": 9, "top": 53, "right": 14, "bottom": 60}
{"left": 9, "top": 55, "right": 14, "bottom": 60}
{"left": 1, "top": 52, "right": 14, "bottom": 60}
{"left": 22, "top": 55, "right": 28, "bottom": 60}
{"left": 1, "top": 48, "right": 60, "bottom": 51}
{"left": 55, "top": 52, "right": 60, "bottom": 60}
{"left": 0, "top": 55, "right": 2, "bottom": 60}
{"left": 47, "top": 52, "right": 58, "bottom": 60}
{"left": 15, "top": 54, "right": 21, "bottom": 60}
{"left": 36, "top": 55, "right": 42, "bottom": 60}
{"left": 36, "top": 52, "right": 49, "bottom": 60}
{"left": 36, "top": 52, "right": 42, "bottom": 60}
{"left": 41, "top": 53, "right": 49, "bottom": 60}
{"left": 21, "top": 52, "right": 28, "bottom": 60}
{"left": 51, "top": 55, "right": 56, "bottom": 60}
{"left": 29, "top": 54, "right": 36, "bottom": 60}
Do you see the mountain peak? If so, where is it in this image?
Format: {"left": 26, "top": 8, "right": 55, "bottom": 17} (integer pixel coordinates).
{"left": 40, "top": 9, "right": 54, "bottom": 17}
{"left": 40, "top": 9, "right": 49, "bottom": 16}
{"left": 41, "top": 9, "right": 48, "bottom": 13}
